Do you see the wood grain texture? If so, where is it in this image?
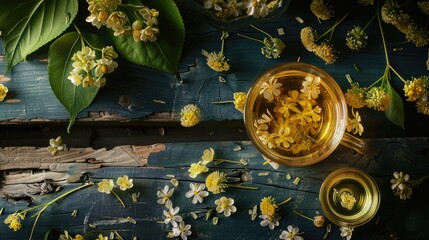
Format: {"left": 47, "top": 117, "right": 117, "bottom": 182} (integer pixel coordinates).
{"left": 0, "top": 0, "right": 428, "bottom": 137}
{"left": 0, "top": 139, "right": 428, "bottom": 240}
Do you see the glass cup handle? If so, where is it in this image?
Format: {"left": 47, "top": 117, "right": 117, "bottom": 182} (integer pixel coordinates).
{"left": 340, "top": 132, "right": 368, "bottom": 155}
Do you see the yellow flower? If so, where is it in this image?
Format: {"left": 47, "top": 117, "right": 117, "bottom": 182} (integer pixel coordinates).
{"left": 404, "top": 77, "right": 427, "bottom": 102}
{"left": 233, "top": 92, "right": 247, "bottom": 113}
{"left": 340, "top": 191, "right": 356, "bottom": 210}
{"left": 259, "top": 76, "right": 282, "bottom": 101}
{"left": 59, "top": 231, "right": 84, "bottom": 240}
{"left": 301, "top": 75, "right": 321, "bottom": 99}
{"left": 314, "top": 41, "right": 338, "bottom": 64}
{"left": 202, "top": 50, "right": 230, "bottom": 72}
{"left": 188, "top": 161, "right": 209, "bottom": 178}
{"left": 300, "top": 27, "right": 317, "bottom": 52}
{"left": 4, "top": 212, "right": 25, "bottom": 232}
{"left": 416, "top": 100, "right": 429, "bottom": 115}
{"left": 260, "top": 196, "right": 277, "bottom": 218}
{"left": 116, "top": 175, "right": 133, "bottom": 191}
{"left": 201, "top": 148, "right": 215, "bottom": 165}
{"left": 98, "top": 179, "right": 114, "bottom": 194}
{"left": 180, "top": 104, "right": 201, "bottom": 127}
{"left": 215, "top": 196, "right": 237, "bottom": 217}
{"left": 313, "top": 214, "right": 325, "bottom": 227}
{"left": 205, "top": 171, "right": 228, "bottom": 194}
{"left": 310, "top": 0, "right": 333, "bottom": 20}
{"left": 96, "top": 234, "right": 108, "bottom": 240}
{"left": 346, "top": 109, "right": 364, "bottom": 136}
{"left": 365, "top": 87, "right": 391, "bottom": 111}
{"left": 0, "top": 83, "right": 8, "bottom": 101}
{"left": 345, "top": 82, "right": 366, "bottom": 108}
{"left": 47, "top": 136, "right": 66, "bottom": 156}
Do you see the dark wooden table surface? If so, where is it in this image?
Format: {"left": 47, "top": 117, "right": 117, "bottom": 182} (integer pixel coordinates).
{"left": 1, "top": 0, "right": 429, "bottom": 240}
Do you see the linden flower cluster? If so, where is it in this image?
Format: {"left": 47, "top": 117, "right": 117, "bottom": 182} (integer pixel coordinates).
{"left": 68, "top": 46, "right": 118, "bottom": 88}
{"left": 254, "top": 75, "right": 322, "bottom": 155}
{"left": 346, "top": 26, "right": 368, "bottom": 51}
{"left": 258, "top": 196, "right": 291, "bottom": 230}
{"left": 180, "top": 104, "right": 201, "bottom": 127}
{"left": 202, "top": 31, "right": 230, "bottom": 72}
{"left": 47, "top": 136, "right": 66, "bottom": 156}
{"left": 300, "top": 27, "right": 337, "bottom": 64}
{"left": 238, "top": 25, "right": 285, "bottom": 59}
{"left": 86, "top": 0, "right": 160, "bottom": 42}
{"left": 156, "top": 184, "right": 192, "bottom": 240}
{"left": 403, "top": 76, "right": 429, "bottom": 116}
{"left": 344, "top": 77, "right": 391, "bottom": 112}
{"left": 381, "top": 0, "right": 429, "bottom": 47}
{"left": 279, "top": 225, "right": 304, "bottom": 240}
{"left": 202, "top": 0, "right": 280, "bottom": 20}
{"left": 3, "top": 212, "right": 26, "bottom": 232}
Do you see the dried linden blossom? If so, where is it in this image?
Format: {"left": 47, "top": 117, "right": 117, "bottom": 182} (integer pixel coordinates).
{"left": 185, "top": 183, "right": 209, "bottom": 204}
{"left": 258, "top": 196, "right": 291, "bottom": 229}
{"left": 180, "top": 104, "right": 201, "bottom": 127}
{"left": 59, "top": 231, "right": 84, "bottom": 240}
{"left": 345, "top": 82, "right": 366, "bottom": 109}
{"left": 390, "top": 171, "right": 412, "bottom": 200}
{"left": 163, "top": 206, "right": 182, "bottom": 227}
{"left": 279, "top": 225, "right": 304, "bottom": 240}
{"left": 310, "top": 0, "right": 333, "bottom": 21}
{"left": 201, "top": 0, "right": 280, "bottom": 20}
{"left": 0, "top": 83, "right": 8, "bottom": 101}
{"left": 365, "top": 87, "right": 391, "bottom": 111}
{"left": 340, "top": 226, "right": 354, "bottom": 240}
{"left": 172, "top": 221, "right": 192, "bottom": 240}
{"left": 404, "top": 76, "right": 428, "bottom": 102}
{"left": 346, "top": 109, "right": 364, "bottom": 136}
{"left": 202, "top": 50, "right": 230, "bottom": 72}
{"left": 47, "top": 136, "right": 66, "bottom": 156}
{"left": 346, "top": 26, "right": 368, "bottom": 51}
{"left": 255, "top": 76, "right": 323, "bottom": 154}
{"left": 4, "top": 212, "right": 26, "bottom": 231}
{"left": 205, "top": 171, "right": 228, "bottom": 194}
{"left": 215, "top": 196, "right": 237, "bottom": 216}
{"left": 233, "top": 92, "right": 247, "bottom": 113}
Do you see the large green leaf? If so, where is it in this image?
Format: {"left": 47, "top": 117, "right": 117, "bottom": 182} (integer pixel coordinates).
{"left": 0, "top": 0, "right": 78, "bottom": 73}
{"left": 385, "top": 80, "right": 405, "bottom": 129}
{"left": 48, "top": 32, "right": 104, "bottom": 132}
{"left": 110, "top": 0, "right": 185, "bottom": 73}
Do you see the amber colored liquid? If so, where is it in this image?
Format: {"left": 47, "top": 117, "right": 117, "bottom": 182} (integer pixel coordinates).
{"left": 330, "top": 179, "right": 367, "bottom": 216}
{"left": 250, "top": 70, "right": 341, "bottom": 158}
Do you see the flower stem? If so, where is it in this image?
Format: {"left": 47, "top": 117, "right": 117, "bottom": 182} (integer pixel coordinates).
{"left": 210, "top": 100, "right": 234, "bottom": 104}
{"left": 237, "top": 33, "right": 265, "bottom": 44}
{"left": 112, "top": 190, "right": 126, "bottom": 208}
{"left": 277, "top": 197, "right": 292, "bottom": 206}
{"left": 29, "top": 205, "right": 48, "bottom": 240}
{"left": 226, "top": 184, "right": 258, "bottom": 190}
{"left": 250, "top": 24, "right": 272, "bottom": 38}
{"left": 377, "top": 5, "right": 390, "bottom": 66}
{"left": 389, "top": 65, "right": 407, "bottom": 83}
{"left": 214, "top": 158, "right": 247, "bottom": 165}
{"left": 293, "top": 210, "right": 313, "bottom": 221}
{"left": 363, "top": 12, "right": 377, "bottom": 31}
{"left": 317, "top": 13, "right": 349, "bottom": 41}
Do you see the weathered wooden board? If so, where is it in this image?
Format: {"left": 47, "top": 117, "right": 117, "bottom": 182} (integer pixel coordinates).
{"left": 1, "top": 0, "right": 428, "bottom": 136}
{"left": 1, "top": 139, "right": 428, "bottom": 239}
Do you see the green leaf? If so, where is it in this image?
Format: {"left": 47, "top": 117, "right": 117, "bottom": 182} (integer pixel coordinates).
{"left": 0, "top": 0, "right": 78, "bottom": 73}
{"left": 384, "top": 80, "right": 405, "bottom": 129}
{"left": 110, "top": 0, "right": 185, "bottom": 73}
{"left": 48, "top": 32, "right": 104, "bottom": 132}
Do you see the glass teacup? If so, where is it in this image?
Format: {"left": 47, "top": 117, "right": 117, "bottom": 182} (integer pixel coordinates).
{"left": 319, "top": 167, "right": 380, "bottom": 227}
{"left": 244, "top": 62, "right": 366, "bottom": 166}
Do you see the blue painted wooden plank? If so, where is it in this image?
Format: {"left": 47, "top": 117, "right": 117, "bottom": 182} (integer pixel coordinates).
{"left": 0, "top": 0, "right": 428, "bottom": 133}
{"left": 1, "top": 138, "right": 428, "bottom": 239}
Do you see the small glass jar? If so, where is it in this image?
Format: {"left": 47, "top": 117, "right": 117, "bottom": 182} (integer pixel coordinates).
{"left": 244, "top": 62, "right": 366, "bottom": 166}
{"left": 319, "top": 167, "right": 380, "bottom": 227}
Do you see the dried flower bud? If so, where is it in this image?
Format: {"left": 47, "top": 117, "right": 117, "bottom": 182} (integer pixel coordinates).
{"left": 313, "top": 214, "right": 325, "bottom": 227}
{"left": 310, "top": 0, "right": 333, "bottom": 20}
{"left": 314, "top": 41, "right": 338, "bottom": 64}
{"left": 300, "top": 27, "right": 317, "bottom": 52}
